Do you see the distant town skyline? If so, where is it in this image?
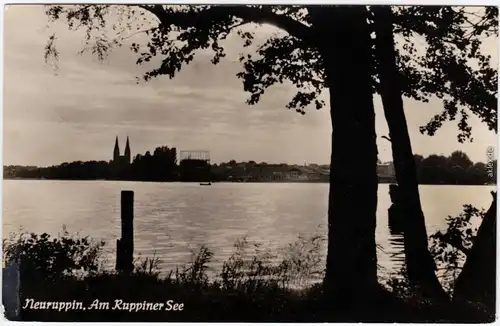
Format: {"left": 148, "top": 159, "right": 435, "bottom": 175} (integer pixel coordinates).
{"left": 4, "top": 5, "right": 498, "bottom": 167}
{"left": 4, "top": 133, "right": 493, "bottom": 168}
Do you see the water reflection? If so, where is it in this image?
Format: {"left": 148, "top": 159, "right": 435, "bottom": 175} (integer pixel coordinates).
{"left": 388, "top": 221, "right": 405, "bottom": 269}
{"left": 387, "top": 184, "right": 405, "bottom": 269}
{"left": 3, "top": 181, "right": 495, "bottom": 277}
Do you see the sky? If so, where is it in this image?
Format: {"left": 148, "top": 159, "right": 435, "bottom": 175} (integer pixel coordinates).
{"left": 3, "top": 5, "right": 498, "bottom": 167}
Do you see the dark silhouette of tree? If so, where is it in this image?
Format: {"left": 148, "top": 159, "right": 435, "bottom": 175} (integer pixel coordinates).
{"left": 373, "top": 6, "right": 446, "bottom": 300}
{"left": 3, "top": 145, "right": 179, "bottom": 182}
{"left": 453, "top": 192, "right": 496, "bottom": 315}
{"left": 10, "top": 161, "right": 112, "bottom": 180}
{"left": 372, "top": 5, "right": 496, "bottom": 300}
{"left": 449, "top": 151, "right": 474, "bottom": 171}
{"left": 42, "top": 5, "right": 383, "bottom": 297}
{"left": 4, "top": 151, "right": 494, "bottom": 185}
{"left": 447, "top": 151, "right": 474, "bottom": 184}
{"left": 421, "top": 155, "right": 450, "bottom": 184}
{"left": 393, "top": 7, "right": 497, "bottom": 142}
{"left": 408, "top": 152, "right": 494, "bottom": 185}
{"left": 43, "top": 4, "right": 497, "bottom": 302}
{"left": 131, "top": 146, "right": 178, "bottom": 181}
{"left": 467, "top": 162, "right": 488, "bottom": 185}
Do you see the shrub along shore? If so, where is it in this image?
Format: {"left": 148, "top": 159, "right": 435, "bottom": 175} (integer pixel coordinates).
{"left": 2, "top": 204, "right": 493, "bottom": 322}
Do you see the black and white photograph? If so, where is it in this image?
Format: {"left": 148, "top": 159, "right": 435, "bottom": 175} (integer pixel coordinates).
{"left": 2, "top": 3, "right": 498, "bottom": 322}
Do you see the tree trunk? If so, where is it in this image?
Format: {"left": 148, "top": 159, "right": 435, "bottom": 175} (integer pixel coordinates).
{"left": 310, "top": 6, "right": 379, "bottom": 297}
{"left": 372, "top": 6, "right": 448, "bottom": 301}
{"left": 453, "top": 191, "right": 496, "bottom": 318}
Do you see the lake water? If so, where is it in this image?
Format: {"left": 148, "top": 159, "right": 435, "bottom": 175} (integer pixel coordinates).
{"left": 2, "top": 180, "right": 495, "bottom": 281}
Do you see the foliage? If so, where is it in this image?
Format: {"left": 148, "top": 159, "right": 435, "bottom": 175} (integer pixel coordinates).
{"left": 3, "top": 145, "right": 179, "bottom": 181}
{"left": 449, "top": 151, "right": 474, "bottom": 170}
{"left": 3, "top": 161, "right": 112, "bottom": 180}
{"left": 174, "top": 245, "right": 214, "bottom": 286}
{"left": 218, "top": 235, "right": 325, "bottom": 291}
{"left": 134, "top": 251, "right": 162, "bottom": 277}
{"left": 384, "top": 203, "right": 487, "bottom": 297}
{"left": 428, "top": 204, "right": 485, "bottom": 294}
{"left": 381, "top": 266, "right": 433, "bottom": 306}
{"left": 5, "top": 150, "right": 494, "bottom": 184}
{"left": 277, "top": 234, "right": 325, "bottom": 286}
{"left": 131, "top": 146, "right": 178, "bottom": 181}
{"left": 43, "top": 5, "right": 497, "bottom": 140}
{"left": 382, "top": 267, "right": 410, "bottom": 297}
{"left": 415, "top": 151, "right": 496, "bottom": 185}
{"left": 5, "top": 229, "right": 492, "bottom": 322}
{"left": 219, "top": 238, "right": 280, "bottom": 290}
{"left": 3, "top": 230, "right": 325, "bottom": 289}
{"left": 392, "top": 6, "right": 498, "bottom": 141}
{"left": 3, "top": 228, "right": 105, "bottom": 280}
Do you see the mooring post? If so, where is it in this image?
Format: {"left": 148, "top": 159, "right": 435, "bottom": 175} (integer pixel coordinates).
{"left": 116, "top": 190, "right": 134, "bottom": 273}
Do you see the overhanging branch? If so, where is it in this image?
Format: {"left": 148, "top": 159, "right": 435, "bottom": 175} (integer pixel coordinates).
{"left": 138, "top": 5, "right": 314, "bottom": 42}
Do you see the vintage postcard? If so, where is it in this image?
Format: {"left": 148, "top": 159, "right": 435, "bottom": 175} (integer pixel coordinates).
{"left": 2, "top": 3, "right": 498, "bottom": 322}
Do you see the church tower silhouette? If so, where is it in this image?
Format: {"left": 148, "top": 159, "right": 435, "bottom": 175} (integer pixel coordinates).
{"left": 112, "top": 136, "right": 131, "bottom": 177}
{"left": 113, "top": 136, "right": 120, "bottom": 162}
{"left": 124, "top": 136, "right": 131, "bottom": 164}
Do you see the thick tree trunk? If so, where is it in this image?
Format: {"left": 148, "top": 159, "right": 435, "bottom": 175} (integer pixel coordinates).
{"left": 372, "top": 6, "right": 448, "bottom": 301}
{"left": 310, "top": 6, "right": 379, "bottom": 297}
{"left": 453, "top": 191, "right": 496, "bottom": 317}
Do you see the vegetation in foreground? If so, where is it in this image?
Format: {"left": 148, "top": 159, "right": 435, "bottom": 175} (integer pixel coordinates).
{"left": 2, "top": 204, "right": 494, "bottom": 322}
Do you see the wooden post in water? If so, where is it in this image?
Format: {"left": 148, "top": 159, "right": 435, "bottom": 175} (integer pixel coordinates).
{"left": 116, "top": 190, "right": 134, "bottom": 273}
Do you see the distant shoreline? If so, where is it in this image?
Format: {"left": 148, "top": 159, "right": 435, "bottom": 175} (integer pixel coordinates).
{"left": 3, "top": 178, "right": 495, "bottom": 186}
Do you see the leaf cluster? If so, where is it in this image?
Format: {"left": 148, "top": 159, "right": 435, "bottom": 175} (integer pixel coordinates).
{"left": 428, "top": 204, "right": 485, "bottom": 292}
{"left": 3, "top": 229, "right": 105, "bottom": 281}
{"left": 44, "top": 5, "right": 498, "bottom": 138}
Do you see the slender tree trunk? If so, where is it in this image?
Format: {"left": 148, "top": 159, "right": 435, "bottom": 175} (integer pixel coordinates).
{"left": 310, "top": 6, "right": 379, "bottom": 297}
{"left": 372, "top": 6, "right": 448, "bottom": 300}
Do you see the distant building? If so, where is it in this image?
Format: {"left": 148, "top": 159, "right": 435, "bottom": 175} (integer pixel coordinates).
{"left": 179, "top": 150, "right": 211, "bottom": 182}
{"left": 112, "top": 136, "right": 131, "bottom": 176}
{"left": 213, "top": 161, "right": 398, "bottom": 182}
{"left": 226, "top": 164, "right": 326, "bottom": 182}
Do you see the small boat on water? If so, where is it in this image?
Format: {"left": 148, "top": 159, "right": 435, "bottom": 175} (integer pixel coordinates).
{"left": 200, "top": 182, "right": 212, "bottom": 186}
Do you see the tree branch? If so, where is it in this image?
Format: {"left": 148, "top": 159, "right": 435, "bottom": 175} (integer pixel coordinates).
{"left": 222, "top": 6, "right": 313, "bottom": 40}
{"left": 139, "top": 5, "right": 313, "bottom": 42}
{"left": 120, "top": 27, "right": 158, "bottom": 41}
{"left": 436, "top": 232, "right": 471, "bottom": 256}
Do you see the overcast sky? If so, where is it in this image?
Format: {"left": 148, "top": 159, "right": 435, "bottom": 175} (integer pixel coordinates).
{"left": 3, "top": 5, "right": 498, "bottom": 166}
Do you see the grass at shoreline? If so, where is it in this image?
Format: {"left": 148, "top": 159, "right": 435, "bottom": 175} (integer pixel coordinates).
{"left": 2, "top": 230, "right": 494, "bottom": 322}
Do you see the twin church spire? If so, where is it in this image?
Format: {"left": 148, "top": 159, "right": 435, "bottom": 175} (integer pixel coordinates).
{"left": 113, "top": 135, "right": 131, "bottom": 164}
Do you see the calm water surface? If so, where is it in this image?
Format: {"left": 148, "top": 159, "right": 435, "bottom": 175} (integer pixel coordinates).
{"left": 2, "top": 180, "right": 495, "bottom": 279}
